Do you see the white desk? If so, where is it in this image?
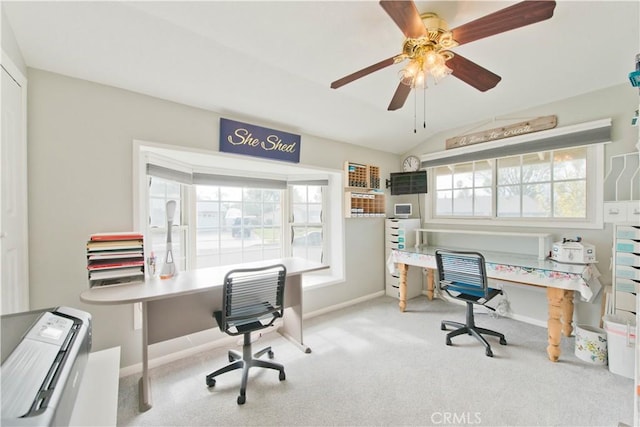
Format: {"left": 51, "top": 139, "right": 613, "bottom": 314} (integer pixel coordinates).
{"left": 387, "top": 246, "right": 602, "bottom": 362}
{"left": 80, "top": 257, "right": 327, "bottom": 412}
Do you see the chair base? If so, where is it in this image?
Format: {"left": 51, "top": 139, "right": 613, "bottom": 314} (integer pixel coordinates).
{"left": 205, "top": 334, "right": 285, "bottom": 404}
{"left": 441, "top": 303, "right": 507, "bottom": 357}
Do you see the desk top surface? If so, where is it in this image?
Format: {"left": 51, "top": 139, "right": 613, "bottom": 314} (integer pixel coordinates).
{"left": 80, "top": 257, "right": 327, "bottom": 305}
{"left": 395, "top": 245, "right": 595, "bottom": 274}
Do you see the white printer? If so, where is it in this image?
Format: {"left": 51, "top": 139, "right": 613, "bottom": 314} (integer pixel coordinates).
{"left": 1, "top": 307, "right": 92, "bottom": 426}
{"left": 551, "top": 237, "right": 596, "bottom": 264}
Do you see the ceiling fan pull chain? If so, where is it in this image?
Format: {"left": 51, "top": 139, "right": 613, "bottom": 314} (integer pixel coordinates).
{"left": 423, "top": 85, "right": 427, "bottom": 129}
{"left": 413, "top": 88, "right": 417, "bottom": 133}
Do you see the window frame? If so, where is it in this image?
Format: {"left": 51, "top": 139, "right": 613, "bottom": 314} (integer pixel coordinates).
{"left": 425, "top": 144, "right": 604, "bottom": 229}
{"left": 133, "top": 140, "right": 345, "bottom": 288}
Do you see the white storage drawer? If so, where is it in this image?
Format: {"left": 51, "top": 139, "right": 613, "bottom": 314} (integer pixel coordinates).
{"left": 626, "top": 201, "right": 640, "bottom": 220}
{"left": 616, "top": 291, "right": 637, "bottom": 312}
{"left": 605, "top": 201, "right": 630, "bottom": 223}
{"left": 617, "top": 252, "right": 640, "bottom": 267}
{"left": 616, "top": 278, "right": 639, "bottom": 293}
{"left": 616, "top": 225, "right": 640, "bottom": 239}
{"left": 616, "top": 240, "right": 640, "bottom": 253}
{"left": 387, "top": 242, "right": 409, "bottom": 250}
{"left": 386, "top": 228, "right": 407, "bottom": 240}
{"left": 616, "top": 265, "right": 640, "bottom": 280}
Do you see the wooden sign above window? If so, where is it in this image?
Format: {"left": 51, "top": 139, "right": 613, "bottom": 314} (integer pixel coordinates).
{"left": 220, "top": 118, "right": 301, "bottom": 163}
{"left": 446, "top": 115, "right": 557, "bottom": 150}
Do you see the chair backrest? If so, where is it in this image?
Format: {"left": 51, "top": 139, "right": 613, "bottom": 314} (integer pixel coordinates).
{"left": 219, "top": 264, "right": 287, "bottom": 336}
{"left": 435, "top": 250, "right": 489, "bottom": 299}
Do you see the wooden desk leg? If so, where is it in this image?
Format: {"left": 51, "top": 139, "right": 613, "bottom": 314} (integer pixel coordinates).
{"left": 138, "top": 301, "right": 152, "bottom": 411}
{"left": 546, "top": 287, "right": 564, "bottom": 362}
{"left": 561, "top": 290, "right": 575, "bottom": 337}
{"left": 279, "top": 274, "right": 311, "bottom": 353}
{"left": 426, "top": 268, "right": 434, "bottom": 301}
{"left": 398, "top": 263, "right": 408, "bottom": 312}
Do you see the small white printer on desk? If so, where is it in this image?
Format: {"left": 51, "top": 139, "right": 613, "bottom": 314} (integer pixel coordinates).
{"left": 551, "top": 237, "right": 596, "bottom": 264}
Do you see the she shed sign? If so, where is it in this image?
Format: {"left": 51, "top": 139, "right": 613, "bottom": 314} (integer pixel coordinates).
{"left": 220, "top": 118, "right": 301, "bottom": 163}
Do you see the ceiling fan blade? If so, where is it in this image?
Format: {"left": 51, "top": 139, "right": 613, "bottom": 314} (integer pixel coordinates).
{"left": 331, "top": 56, "right": 397, "bottom": 89}
{"left": 388, "top": 83, "right": 412, "bottom": 111}
{"left": 447, "top": 53, "right": 502, "bottom": 92}
{"left": 379, "top": 0, "right": 427, "bottom": 39}
{"left": 451, "top": 1, "right": 556, "bottom": 46}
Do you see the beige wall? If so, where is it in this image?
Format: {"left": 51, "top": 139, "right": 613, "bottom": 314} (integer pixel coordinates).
{"left": 26, "top": 68, "right": 398, "bottom": 367}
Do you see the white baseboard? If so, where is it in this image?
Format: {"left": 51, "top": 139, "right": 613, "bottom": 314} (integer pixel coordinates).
{"left": 303, "top": 291, "right": 384, "bottom": 320}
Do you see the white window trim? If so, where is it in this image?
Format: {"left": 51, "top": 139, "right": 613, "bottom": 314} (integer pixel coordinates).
{"left": 423, "top": 144, "right": 605, "bottom": 229}
{"left": 132, "top": 139, "right": 345, "bottom": 288}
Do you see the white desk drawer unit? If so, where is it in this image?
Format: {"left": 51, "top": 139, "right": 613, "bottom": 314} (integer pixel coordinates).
{"left": 604, "top": 201, "right": 640, "bottom": 223}
{"left": 385, "top": 218, "right": 422, "bottom": 300}
{"left": 613, "top": 225, "right": 639, "bottom": 323}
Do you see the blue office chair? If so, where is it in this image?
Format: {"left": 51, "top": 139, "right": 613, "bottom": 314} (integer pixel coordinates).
{"left": 435, "top": 249, "right": 507, "bottom": 357}
{"left": 205, "top": 264, "right": 287, "bottom": 404}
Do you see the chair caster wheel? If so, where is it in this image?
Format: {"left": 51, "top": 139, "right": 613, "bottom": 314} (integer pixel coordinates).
{"left": 441, "top": 324, "right": 447, "bottom": 331}
{"left": 445, "top": 338, "right": 452, "bottom": 346}
{"left": 279, "top": 371, "right": 286, "bottom": 381}
{"left": 228, "top": 355, "right": 234, "bottom": 362}
{"left": 206, "top": 377, "right": 216, "bottom": 387}
{"left": 268, "top": 350, "right": 274, "bottom": 359}
{"left": 486, "top": 349, "right": 493, "bottom": 357}
{"left": 237, "top": 395, "right": 246, "bottom": 405}
{"left": 500, "top": 338, "right": 507, "bottom": 345}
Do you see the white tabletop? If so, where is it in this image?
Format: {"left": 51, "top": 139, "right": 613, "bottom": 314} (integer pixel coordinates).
{"left": 81, "top": 258, "right": 327, "bottom": 305}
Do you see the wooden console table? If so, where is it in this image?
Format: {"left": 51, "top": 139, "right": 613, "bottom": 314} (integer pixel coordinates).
{"left": 387, "top": 247, "right": 601, "bottom": 362}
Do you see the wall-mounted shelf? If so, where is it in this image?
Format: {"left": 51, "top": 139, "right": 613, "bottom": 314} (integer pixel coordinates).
{"left": 344, "top": 161, "right": 385, "bottom": 218}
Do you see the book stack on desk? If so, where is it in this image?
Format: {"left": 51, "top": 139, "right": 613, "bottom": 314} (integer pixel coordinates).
{"left": 86, "top": 232, "right": 145, "bottom": 287}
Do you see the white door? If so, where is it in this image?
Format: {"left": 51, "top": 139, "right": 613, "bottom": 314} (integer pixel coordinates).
{"left": 1, "top": 56, "right": 29, "bottom": 315}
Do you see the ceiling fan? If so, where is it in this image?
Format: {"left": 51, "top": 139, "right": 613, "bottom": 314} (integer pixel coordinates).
{"left": 330, "top": 1, "right": 557, "bottom": 111}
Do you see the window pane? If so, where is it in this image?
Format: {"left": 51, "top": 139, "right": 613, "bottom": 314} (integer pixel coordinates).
{"left": 435, "top": 166, "right": 453, "bottom": 190}
{"left": 436, "top": 190, "right": 453, "bottom": 215}
{"left": 453, "top": 163, "right": 473, "bottom": 189}
{"left": 474, "top": 188, "right": 492, "bottom": 216}
{"left": 497, "top": 185, "right": 520, "bottom": 217}
{"left": 522, "top": 183, "right": 551, "bottom": 217}
{"left": 497, "top": 156, "right": 520, "bottom": 185}
{"left": 554, "top": 148, "right": 586, "bottom": 180}
{"left": 292, "top": 226, "right": 322, "bottom": 263}
{"left": 554, "top": 181, "right": 586, "bottom": 217}
{"left": 197, "top": 186, "right": 218, "bottom": 201}
{"left": 220, "top": 187, "right": 242, "bottom": 200}
{"left": 453, "top": 189, "right": 473, "bottom": 216}
{"left": 474, "top": 161, "right": 493, "bottom": 187}
{"left": 522, "top": 152, "right": 551, "bottom": 183}
{"left": 292, "top": 204, "right": 308, "bottom": 223}
{"left": 291, "top": 186, "right": 307, "bottom": 203}
{"left": 307, "top": 186, "right": 322, "bottom": 203}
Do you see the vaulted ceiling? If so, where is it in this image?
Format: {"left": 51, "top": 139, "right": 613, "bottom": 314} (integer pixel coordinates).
{"left": 3, "top": 1, "right": 639, "bottom": 154}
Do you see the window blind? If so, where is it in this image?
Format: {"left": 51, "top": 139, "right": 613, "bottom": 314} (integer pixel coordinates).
{"left": 147, "top": 164, "right": 326, "bottom": 188}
